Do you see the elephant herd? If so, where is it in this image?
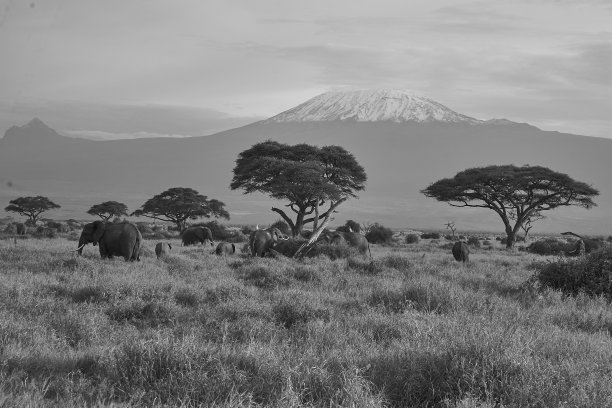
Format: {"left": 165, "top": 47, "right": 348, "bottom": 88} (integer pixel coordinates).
{"left": 74, "top": 221, "right": 379, "bottom": 262}
{"left": 74, "top": 220, "right": 470, "bottom": 263}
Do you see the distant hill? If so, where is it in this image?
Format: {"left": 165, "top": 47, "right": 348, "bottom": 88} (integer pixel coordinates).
{"left": 1, "top": 90, "right": 610, "bottom": 234}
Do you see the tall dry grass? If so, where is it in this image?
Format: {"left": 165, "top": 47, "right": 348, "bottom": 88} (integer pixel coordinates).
{"left": 1, "top": 237, "right": 612, "bottom": 407}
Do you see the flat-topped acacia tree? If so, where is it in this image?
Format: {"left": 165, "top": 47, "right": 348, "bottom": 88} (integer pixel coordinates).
{"left": 231, "top": 141, "right": 367, "bottom": 237}
{"left": 87, "top": 201, "right": 128, "bottom": 222}
{"left": 421, "top": 165, "right": 599, "bottom": 248}
{"left": 5, "top": 196, "right": 61, "bottom": 225}
{"left": 132, "top": 187, "right": 229, "bottom": 231}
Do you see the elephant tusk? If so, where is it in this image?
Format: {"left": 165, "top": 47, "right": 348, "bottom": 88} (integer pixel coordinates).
{"left": 72, "top": 242, "right": 87, "bottom": 252}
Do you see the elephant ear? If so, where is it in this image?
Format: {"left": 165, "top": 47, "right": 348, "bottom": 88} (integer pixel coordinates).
{"left": 92, "top": 221, "right": 106, "bottom": 245}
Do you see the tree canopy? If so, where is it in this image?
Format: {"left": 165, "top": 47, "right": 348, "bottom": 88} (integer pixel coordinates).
{"left": 230, "top": 141, "right": 367, "bottom": 237}
{"left": 421, "top": 165, "right": 598, "bottom": 248}
{"left": 131, "top": 187, "right": 229, "bottom": 231}
{"left": 87, "top": 201, "right": 128, "bottom": 221}
{"left": 5, "top": 196, "right": 61, "bottom": 224}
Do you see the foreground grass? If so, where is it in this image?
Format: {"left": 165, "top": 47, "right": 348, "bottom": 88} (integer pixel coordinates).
{"left": 1, "top": 238, "right": 612, "bottom": 407}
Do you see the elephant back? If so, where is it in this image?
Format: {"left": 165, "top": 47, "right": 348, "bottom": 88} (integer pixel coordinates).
{"left": 452, "top": 241, "right": 469, "bottom": 262}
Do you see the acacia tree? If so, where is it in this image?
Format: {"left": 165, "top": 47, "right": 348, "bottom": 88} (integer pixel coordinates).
{"left": 421, "top": 165, "right": 598, "bottom": 248}
{"left": 5, "top": 196, "right": 61, "bottom": 225}
{"left": 87, "top": 201, "right": 128, "bottom": 222}
{"left": 230, "top": 141, "right": 367, "bottom": 237}
{"left": 131, "top": 187, "right": 229, "bottom": 231}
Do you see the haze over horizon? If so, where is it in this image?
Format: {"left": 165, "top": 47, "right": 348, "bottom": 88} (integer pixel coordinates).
{"left": 1, "top": 1, "right": 612, "bottom": 139}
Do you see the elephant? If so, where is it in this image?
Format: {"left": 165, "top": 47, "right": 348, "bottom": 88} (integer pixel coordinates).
{"left": 15, "top": 222, "right": 26, "bottom": 235}
{"left": 249, "top": 227, "right": 288, "bottom": 257}
{"left": 319, "top": 230, "right": 371, "bottom": 257}
{"left": 155, "top": 242, "right": 172, "bottom": 258}
{"left": 181, "top": 226, "right": 214, "bottom": 247}
{"left": 77, "top": 221, "right": 142, "bottom": 261}
{"left": 215, "top": 242, "right": 236, "bottom": 255}
{"left": 452, "top": 241, "right": 469, "bottom": 263}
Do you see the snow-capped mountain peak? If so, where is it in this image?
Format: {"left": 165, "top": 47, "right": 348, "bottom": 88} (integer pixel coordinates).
{"left": 265, "top": 89, "right": 483, "bottom": 124}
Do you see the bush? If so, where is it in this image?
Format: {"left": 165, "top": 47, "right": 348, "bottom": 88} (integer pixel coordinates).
{"left": 467, "top": 236, "right": 481, "bottom": 248}
{"left": 365, "top": 223, "right": 394, "bottom": 244}
{"left": 421, "top": 232, "right": 441, "bottom": 239}
{"left": 405, "top": 234, "right": 420, "bottom": 244}
{"left": 136, "top": 222, "right": 154, "bottom": 234}
{"left": 536, "top": 249, "right": 612, "bottom": 298}
{"left": 527, "top": 239, "right": 569, "bottom": 256}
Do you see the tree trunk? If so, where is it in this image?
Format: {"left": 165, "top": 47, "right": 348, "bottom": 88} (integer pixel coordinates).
{"left": 292, "top": 212, "right": 305, "bottom": 238}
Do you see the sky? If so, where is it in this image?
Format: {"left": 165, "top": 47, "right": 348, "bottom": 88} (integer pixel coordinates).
{"left": 0, "top": 0, "right": 611, "bottom": 139}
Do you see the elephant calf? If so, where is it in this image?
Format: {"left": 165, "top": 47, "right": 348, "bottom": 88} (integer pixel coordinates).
{"left": 215, "top": 242, "right": 236, "bottom": 255}
{"left": 155, "top": 242, "right": 172, "bottom": 258}
{"left": 452, "top": 241, "right": 469, "bottom": 263}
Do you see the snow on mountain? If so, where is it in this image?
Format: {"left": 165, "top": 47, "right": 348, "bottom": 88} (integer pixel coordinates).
{"left": 265, "top": 89, "right": 483, "bottom": 124}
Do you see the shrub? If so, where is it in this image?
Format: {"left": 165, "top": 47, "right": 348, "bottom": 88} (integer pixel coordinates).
{"left": 136, "top": 222, "right": 154, "bottom": 234}
{"left": 3, "top": 223, "right": 16, "bottom": 234}
{"left": 536, "top": 249, "right": 612, "bottom": 298}
{"left": 405, "top": 234, "right": 420, "bottom": 244}
{"left": 365, "top": 223, "right": 394, "bottom": 244}
{"left": 467, "top": 236, "right": 481, "bottom": 248}
{"left": 528, "top": 239, "right": 569, "bottom": 256}
{"left": 421, "top": 232, "right": 441, "bottom": 239}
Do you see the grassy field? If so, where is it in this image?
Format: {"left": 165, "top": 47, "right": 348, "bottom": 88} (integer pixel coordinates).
{"left": 1, "top": 236, "right": 612, "bottom": 407}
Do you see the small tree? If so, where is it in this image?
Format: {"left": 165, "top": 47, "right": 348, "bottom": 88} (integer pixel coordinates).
{"left": 231, "top": 141, "right": 367, "bottom": 237}
{"left": 422, "top": 165, "right": 598, "bottom": 248}
{"left": 5, "top": 196, "right": 60, "bottom": 225}
{"left": 131, "top": 187, "right": 229, "bottom": 231}
{"left": 445, "top": 221, "right": 457, "bottom": 240}
{"left": 87, "top": 201, "right": 128, "bottom": 222}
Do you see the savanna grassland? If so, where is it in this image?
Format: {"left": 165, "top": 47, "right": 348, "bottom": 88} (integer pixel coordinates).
{"left": 2, "top": 236, "right": 612, "bottom": 407}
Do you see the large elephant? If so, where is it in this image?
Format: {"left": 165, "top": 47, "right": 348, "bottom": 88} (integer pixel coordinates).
{"left": 249, "top": 227, "right": 288, "bottom": 257}
{"left": 181, "top": 226, "right": 214, "bottom": 247}
{"left": 215, "top": 242, "right": 236, "bottom": 255}
{"left": 452, "top": 241, "right": 469, "bottom": 263}
{"left": 77, "top": 221, "right": 142, "bottom": 261}
{"left": 15, "top": 222, "right": 27, "bottom": 235}
{"left": 320, "top": 230, "right": 371, "bottom": 257}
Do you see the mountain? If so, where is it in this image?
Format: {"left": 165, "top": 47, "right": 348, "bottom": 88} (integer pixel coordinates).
{"left": 265, "top": 89, "right": 483, "bottom": 124}
{"left": 1, "top": 90, "right": 611, "bottom": 234}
